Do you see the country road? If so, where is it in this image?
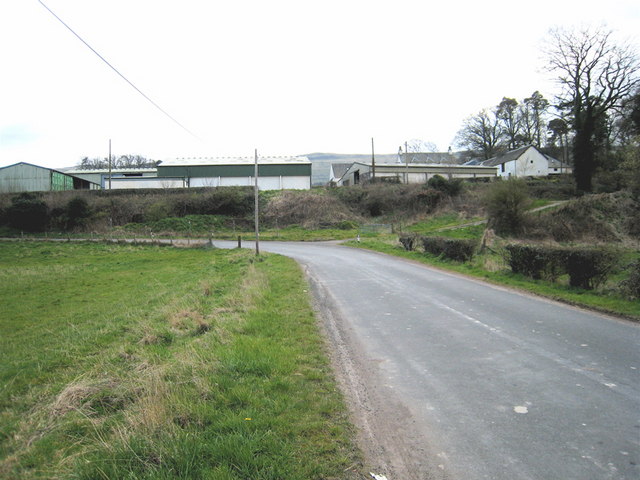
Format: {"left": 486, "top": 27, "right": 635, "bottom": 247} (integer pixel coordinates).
{"left": 215, "top": 240, "right": 639, "bottom": 480}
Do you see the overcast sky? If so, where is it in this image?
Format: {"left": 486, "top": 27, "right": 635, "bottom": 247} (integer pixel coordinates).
{"left": 1, "top": 0, "right": 638, "bottom": 169}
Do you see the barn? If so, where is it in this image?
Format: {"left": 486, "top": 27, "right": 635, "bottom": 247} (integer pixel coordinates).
{"left": 156, "top": 156, "right": 311, "bottom": 190}
{"left": 0, "top": 162, "right": 99, "bottom": 193}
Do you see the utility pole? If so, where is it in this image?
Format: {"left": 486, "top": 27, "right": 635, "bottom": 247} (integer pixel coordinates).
{"left": 108, "top": 139, "right": 112, "bottom": 190}
{"left": 254, "top": 149, "right": 260, "bottom": 256}
{"left": 371, "top": 137, "right": 376, "bottom": 182}
{"left": 405, "top": 141, "right": 409, "bottom": 184}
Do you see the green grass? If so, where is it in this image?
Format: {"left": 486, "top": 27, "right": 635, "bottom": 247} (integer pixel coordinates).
{"left": 0, "top": 241, "right": 360, "bottom": 479}
{"left": 346, "top": 237, "right": 640, "bottom": 320}
{"left": 404, "top": 213, "right": 485, "bottom": 235}
{"left": 114, "top": 216, "right": 359, "bottom": 242}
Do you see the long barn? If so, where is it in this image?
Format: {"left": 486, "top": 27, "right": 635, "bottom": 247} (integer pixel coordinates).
{"left": 157, "top": 156, "right": 311, "bottom": 190}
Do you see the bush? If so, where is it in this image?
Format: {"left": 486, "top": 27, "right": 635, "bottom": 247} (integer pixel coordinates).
{"left": 504, "top": 244, "right": 548, "bottom": 279}
{"left": 5, "top": 193, "right": 49, "bottom": 232}
{"left": 485, "top": 179, "right": 531, "bottom": 236}
{"left": 399, "top": 234, "right": 419, "bottom": 251}
{"left": 66, "top": 197, "right": 91, "bottom": 229}
{"left": 427, "top": 175, "right": 463, "bottom": 196}
{"left": 565, "top": 248, "right": 618, "bottom": 290}
{"left": 422, "top": 236, "right": 476, "bottom": 262}
{"left": 620, "top": 260, "right": 640, "bottom": 300}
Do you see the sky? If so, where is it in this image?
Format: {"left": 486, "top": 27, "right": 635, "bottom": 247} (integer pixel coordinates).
{"left": 1, "top": 0, "right": 638, "bottom": 169}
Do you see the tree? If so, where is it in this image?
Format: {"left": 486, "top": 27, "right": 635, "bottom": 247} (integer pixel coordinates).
{"left": 496, "top": 97, "right": 520, "bottom": 149}
{"left": 545, "top": 27, "right": 639, "bottom": 192}
{"left": 454, "top": 109, "right": 503, "bottom": 159}
{"left": 523, "top": 91, "right": 549, "bottom": 146}
{"left": 406, "top": 139, "right": 438, "bottom": 153}
{"left": 77, "top": 155, "right": 157, "bottom": 170}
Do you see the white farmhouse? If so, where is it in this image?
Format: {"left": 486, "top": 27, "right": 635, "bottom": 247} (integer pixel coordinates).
{"left": 482, "top": 145, "right": 571, "bottom": 178}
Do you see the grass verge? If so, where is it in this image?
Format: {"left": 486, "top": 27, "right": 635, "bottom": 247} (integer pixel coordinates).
{"left": 346, "top": 237, "right": 640, "bottom": 321}
{"left": 0, "top": 241, "right": 360, "bottom": 479}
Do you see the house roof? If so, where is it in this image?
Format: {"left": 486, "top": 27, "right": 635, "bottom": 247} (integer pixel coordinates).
{"left": 159, "top": 156, "right": 310, "bottom": 167}
{"left": 482, "top": 145, "right": 533, "bottom": 167}
{"left": 544, "top": 154, "right": 570, "bottom": 169}
{"left": 330, "top": 163, "right": 352, "bottom": 180}
{"left": 400, "top": 152, "right": 466, "bottom": 165}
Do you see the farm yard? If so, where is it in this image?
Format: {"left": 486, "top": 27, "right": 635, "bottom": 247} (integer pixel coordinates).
{"left": 0, "top": 241, "right": 360, "bottom": 479}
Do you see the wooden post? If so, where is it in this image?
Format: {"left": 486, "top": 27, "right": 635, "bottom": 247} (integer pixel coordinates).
{"left": 371, "top": 137, "right": 376, "bottom": 181}
{"left": 254, "top": 149, "right": 260, "bottom": 256}
{"left": 405, "top": 141, "right": 409, "bottom": 184}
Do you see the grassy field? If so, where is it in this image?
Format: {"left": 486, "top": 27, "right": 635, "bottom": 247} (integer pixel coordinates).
{"left": 0, "top": 242, "right": 360, "bottom": 479}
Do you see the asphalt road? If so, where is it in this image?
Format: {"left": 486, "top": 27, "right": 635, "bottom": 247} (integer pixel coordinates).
{"left": 215, "top": 240, "right": 640, "bottom": 480}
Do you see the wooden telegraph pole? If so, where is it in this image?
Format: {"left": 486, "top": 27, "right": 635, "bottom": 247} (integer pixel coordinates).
{"left": 371, "top": 137, "right": 376, "bottom": 181}
{"left": 254, "top": 149, "right": 260, "bottom": 256}
{"left": 108, "top": 139, "right": 112, "bottom": 190}
{"left": 405, "top": 141, "right": 409, "bottom": 184}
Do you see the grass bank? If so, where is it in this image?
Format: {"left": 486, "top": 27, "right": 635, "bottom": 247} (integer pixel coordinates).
{"left": 0, "top": 242, "right": 360, "bottom": 479}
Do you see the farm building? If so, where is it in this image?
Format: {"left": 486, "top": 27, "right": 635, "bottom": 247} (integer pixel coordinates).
{"left": 157, "top": 156, "right": 311, "bottom": 190}
{"left": 338, "top": 162, "right": 497, "bottom": 186}
{"left": 482, "top": 145, "right": 572, "bottom": 177}
{"left": 0, "top": 162, "right": 99, "bottom": 193}
{"left": 60, "top": 166, "right": 186, "bottom": 189}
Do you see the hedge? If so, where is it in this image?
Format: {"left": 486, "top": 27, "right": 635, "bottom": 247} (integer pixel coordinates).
{"left": 421, "top": 236, "right": 477, "bottom": 262}
{"left": 399, "top": 234, "right": 419, "bottom": 251}
{"left": 504, "top": 244, "right": 618, "bottom": 290}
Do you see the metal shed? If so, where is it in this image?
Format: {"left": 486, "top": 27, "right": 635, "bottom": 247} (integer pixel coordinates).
{"left": 0, "top": 162, "right": 100, "bottom": 193}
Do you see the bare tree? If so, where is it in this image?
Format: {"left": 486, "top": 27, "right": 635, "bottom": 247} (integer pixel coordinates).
{"left": 454, "top": 109, "right": 503, "bottom": 159}
{"left": 76, "top": 155, "right": 157, "bottom": 170}
{"left": 406, "top": 139, "right": 438, "bottom": 153}
{"left": 545, "top": 26, "right": 639, "bottom": 192}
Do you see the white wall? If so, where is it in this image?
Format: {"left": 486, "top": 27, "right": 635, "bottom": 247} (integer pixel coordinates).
{"left": 500, "top": 147, "right": 548, "bottom": 178}
{"left": 109, "top": 178, "right": 185, "bottom": 189}
{"left": 190, "top": 176, "right": 310, "bottom": 190}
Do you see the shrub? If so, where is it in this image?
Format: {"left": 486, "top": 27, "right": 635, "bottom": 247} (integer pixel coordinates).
{"left": 620, "top": 260, "right": 640, "bottom": 300}
{"left": 564, "top": 248, "right": 618, "bottom": 290}
{"left": 66, "top": 197, "right": 91, "bottom": 229}
{"left": 427, "top": 175, "right": 463, "bottom": 196}
{"left": 422, "top": 236, "right": 476, "bottom": 262}
{"left": 5, "top": 193, "right": 49, "bottom": 232}
{"left": 399, "top": 234, "right": 419, "bottom": 251}
{"left": 504, "top": 244, "right": 548, "bottom": 279}
{"left": 504, "top": 244, "right": 565, "bottom": 281}
{"left": 484, "top": 179, "right": 531, "bottom": 236}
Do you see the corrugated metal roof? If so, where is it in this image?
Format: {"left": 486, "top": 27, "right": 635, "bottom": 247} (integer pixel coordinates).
{"left": 160, "top": 156, "right": 310, "bottom": 166}
{"left": 62, "top": 167, "right": 157, "bottom": 174}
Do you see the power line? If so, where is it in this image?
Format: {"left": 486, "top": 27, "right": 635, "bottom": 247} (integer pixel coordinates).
{"left": 37, "top": 0, "right": 200, "bottom": 140}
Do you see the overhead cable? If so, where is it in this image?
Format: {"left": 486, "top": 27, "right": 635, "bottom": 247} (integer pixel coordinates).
{"left": 37, "top": 0, "right": 200, "bottom": 140}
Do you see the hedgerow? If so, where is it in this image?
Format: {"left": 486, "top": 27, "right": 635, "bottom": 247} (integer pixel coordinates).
{"left": 421, "top": 236, "right": 477, "bottom": 262}
{"left": 504, "top": 244, "right": 619, "bottom": 290}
